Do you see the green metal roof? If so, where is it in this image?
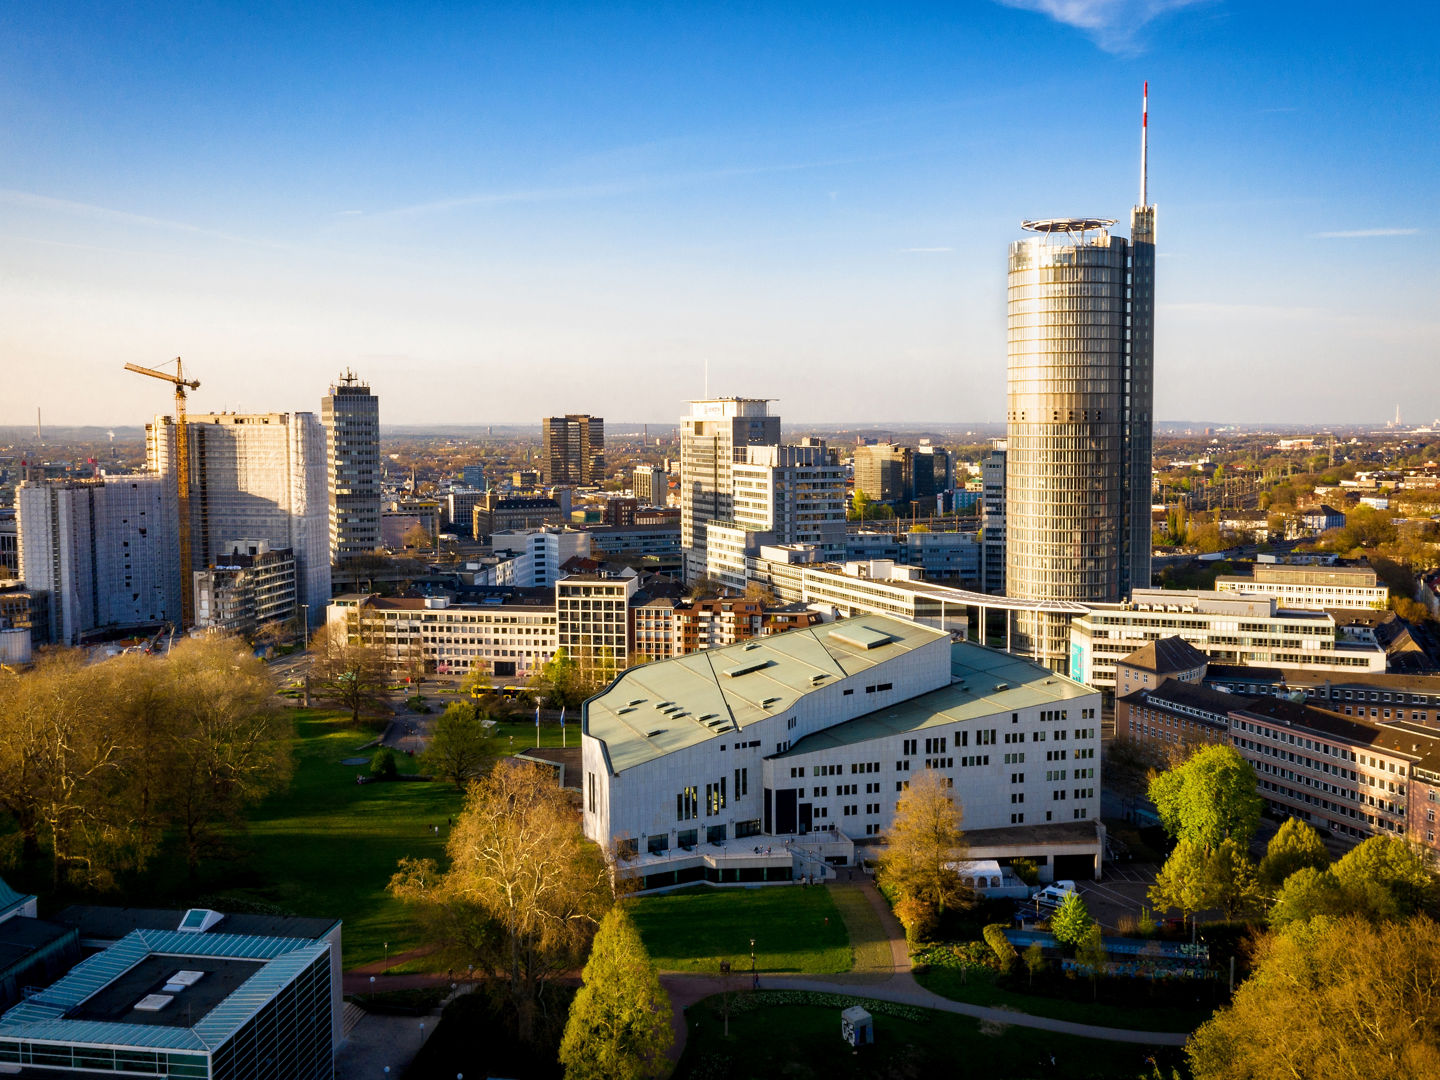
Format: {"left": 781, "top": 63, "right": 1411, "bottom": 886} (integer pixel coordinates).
{"left": 775, "top": 641, "right": 1096, "bottom": 756}
{"left": 585, "top": 615, "right": 948, "bottom": 773}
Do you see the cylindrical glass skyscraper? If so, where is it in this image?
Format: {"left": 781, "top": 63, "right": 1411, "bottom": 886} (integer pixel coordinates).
{"left": 1005, "top": 214, "right": 1154, "bottom": 669}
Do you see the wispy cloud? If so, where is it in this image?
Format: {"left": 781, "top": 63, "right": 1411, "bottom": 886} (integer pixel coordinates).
{"left": 0, "top": 189, "right": 278, "bottom": 249}
{"left": 995, "top": 0, "right": 1207, "bottom": 55}
{"left": 1311, "top": 227, "right": 1419, "bottom": 239}
{"left": 899, "top": 247, "right": 953, "bottom": 253}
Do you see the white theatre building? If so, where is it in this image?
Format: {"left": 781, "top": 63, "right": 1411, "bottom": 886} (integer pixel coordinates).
{"left": 582, "top": 615, "right": 1103, "bottom": 891}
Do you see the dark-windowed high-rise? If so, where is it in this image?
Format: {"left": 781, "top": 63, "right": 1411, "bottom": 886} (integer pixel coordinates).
{"left": 1005, "top": 86, "right": 1155, "bottom": 669}
{"left": 322, "top": 371, "right": 381, "bottom": 562}
{"left": 542, "top": 414, "right": 605, "bottom": 486}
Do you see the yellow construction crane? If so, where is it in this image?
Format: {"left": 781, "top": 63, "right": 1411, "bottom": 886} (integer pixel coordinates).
{"left": 125, "top": 358, "right": 200, "bottom": 626}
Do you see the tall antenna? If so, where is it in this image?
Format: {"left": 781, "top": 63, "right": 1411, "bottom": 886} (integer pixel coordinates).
{"left": 1140, "top": 80, "right": 1149, "bottom": 206}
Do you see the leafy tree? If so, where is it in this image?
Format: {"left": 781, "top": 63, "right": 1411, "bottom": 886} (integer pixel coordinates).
{"left": 1206, "top": 837, "right": 1264, "bottom": 919}
{"left": 1074, "top": 923, "right": 1108, "bottom": 1000}
{"left": 1023, "top": 941, "right": 1046, "bottom": 987}
{"left": 530, "top": 646, "right": 616, "bottom": 711}
{"left": 1188, "top": 915, "right": 1440, "bottom": 1079}
{"left": 1269, "top": 867, "right": 1349, "bottom": 928}
{"left": 0, "top": 652, "right": 128, "bottom": 886}
{"left": 1049, "top": 891, "right": 1095, "bottom": 947}
{"left": 1149, "top": 745, "right": 1262, "bottom": 850}
{"left": 1010, "top": 857, "right": 1041, "bottom": 887}
{"left": 558, "top": 906, "right": 673, "bottom": 1080}
{"left": 1331, "top": 836, "right": 1434, "bottom": 919}
{"left": 422, "top": 702, "right": 497, "bottom": 789}
{"left": 878, "top": 770, "right": 969, "bottom": 923}
{"left": 370, "top": 747, "right": 399, "bottom": 780}
{"left": 389, "top": 762, "right": 612, "bottom": 1041}
{"left": 310, "top": 625, "right": 390, "bottom": 727}
{"left": 1257, "top": 818, "right": 1329, "bottom": 893}
{"left": 1269, "top": 837, "right": 1434, "bottom": 928}
{"left": 1149, "top": 838, "right": 1219, "bottom": 925}
{"left": 161, "top": 636, "right": 291, "bottom": 875}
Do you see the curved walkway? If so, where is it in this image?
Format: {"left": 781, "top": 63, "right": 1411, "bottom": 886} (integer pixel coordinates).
{"left": 661, "top": 879, "right": 1189, "bottom": 1066}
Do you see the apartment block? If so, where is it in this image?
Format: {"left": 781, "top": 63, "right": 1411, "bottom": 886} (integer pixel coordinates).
{"left": 193, "top": 539, "right": 297, "bottom": 636}
{"left": 1069, "top": 589, "right": 1386, "bottom": 690}
{"left": 1213, "top": 562, "right": 1390, "bottom": 611}
{"left": 17, "top": 477, "right": 181, "bottom": 645}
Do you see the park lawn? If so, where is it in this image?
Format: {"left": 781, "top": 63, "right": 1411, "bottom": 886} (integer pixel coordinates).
{"left": 491, "top": 719, "right": 578, "bottom": 751}
{"left": 674, "top": 995, "right": 1189, "bottom": 1080}
{"left": 226, "top": 709, "right": 464, "bottom": 969}
{"left": 913, "top": 962, "right": 1212, "bottom": 1034}
{"left": 631, "top": 886, "right": 850, "bottom": 974}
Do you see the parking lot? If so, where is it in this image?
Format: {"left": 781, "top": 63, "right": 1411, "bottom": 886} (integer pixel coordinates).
{"left": 1077, "top": 862, "right": 1161, "bottom": 931}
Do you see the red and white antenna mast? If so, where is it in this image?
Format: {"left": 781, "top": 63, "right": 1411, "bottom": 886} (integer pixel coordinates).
{"left": 1140, "top": 81, "right": 1149, "bottom": 207}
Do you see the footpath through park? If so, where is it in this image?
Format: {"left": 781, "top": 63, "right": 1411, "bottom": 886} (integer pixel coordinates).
{"left": 660, "top": 880, "right": 1191, "bottom": 1065}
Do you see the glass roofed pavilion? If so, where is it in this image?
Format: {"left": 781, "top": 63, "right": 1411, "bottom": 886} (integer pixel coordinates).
{"left": 582, "top": 615, "right": 1104, "bottom": 892}
{"left": 0, "top": 926, "right": 335, "bottom": 1079}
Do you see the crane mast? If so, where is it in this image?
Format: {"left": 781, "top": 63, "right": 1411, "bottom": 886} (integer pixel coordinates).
{"left": 125, "top": 359, "right": 201, "bottom": 627}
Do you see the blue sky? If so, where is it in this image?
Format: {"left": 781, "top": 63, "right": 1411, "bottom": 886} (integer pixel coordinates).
{"left": 2, "top": 1, "right": 1436, "bottom": 427}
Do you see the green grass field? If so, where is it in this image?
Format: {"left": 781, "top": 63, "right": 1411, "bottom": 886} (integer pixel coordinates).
{"left": 913, "top": 963, "right": 1212, "bottom": 1034}
{"left": 227, "top": 709, "right": 463, "bottom": 968}
{"left": 630, "top": 885, "right": 851, "bottom": 974}
{"left": 490, "top": 719, "right": 579, "bottom": 750}
{"left": 675, "top": 994, "right": 1188, "bottom": 1080}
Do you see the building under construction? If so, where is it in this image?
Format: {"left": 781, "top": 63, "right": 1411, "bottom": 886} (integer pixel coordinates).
{"left": 147, "top": 412, "right": 330, "bottom": 624}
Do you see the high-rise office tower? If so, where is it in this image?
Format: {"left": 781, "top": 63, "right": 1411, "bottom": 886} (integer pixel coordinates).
{"left": 679, "top": 398, "right": 780, "bottom": 581}
{"left": 632, "top": 465, "right": 668, "bottom": 506}
{"left": 322, "top": 371, "right": 381, "bottom": 562}
{"left": 731, "top": 440, "right": 846, "bottom": 560}
{"left": 17, "top": 476, "right": 181, "bottom": 644}
{"left": 541, "top": 415, "right": 605, "bottom": 486}
{"left": 980, "top": 442, "right": 1007, "bottom": 595}
{"left": 852, "top": 444, "right": 913, "bottom": 505}
{"left": 148, "top": 412, "right": 330, "bottom": 622}
{"left": 1005, "top": 85, "right": 1155, "bottom": 669}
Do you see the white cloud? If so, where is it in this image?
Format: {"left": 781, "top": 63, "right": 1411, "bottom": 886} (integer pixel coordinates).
{"left": 1311, "top": 228, "right": 1419, "bottom": 239}
{"left": 996, "top": 0, "right": 1207, "bottom": 54}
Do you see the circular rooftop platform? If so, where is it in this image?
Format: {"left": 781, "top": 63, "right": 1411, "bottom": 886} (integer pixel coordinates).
{"left": 1021, "top": 217, "right": 1116, "bottom": 233}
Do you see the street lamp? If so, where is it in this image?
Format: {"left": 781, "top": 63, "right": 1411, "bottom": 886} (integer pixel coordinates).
{"left": 301, "top": 604, "right": 310, "bottom": 650}
{"left": 750, "top": 937, "right": 757, "bottom": 990}
{"left": 383, "top": 941, "right": 389, "bottom": 971}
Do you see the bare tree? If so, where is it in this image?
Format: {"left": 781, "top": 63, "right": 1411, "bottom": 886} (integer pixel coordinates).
{"left": 390, "top": 762, "right": 612, "bottom": 1041}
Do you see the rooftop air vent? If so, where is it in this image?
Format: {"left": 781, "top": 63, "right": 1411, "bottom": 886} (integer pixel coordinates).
{"left": 628, "top": 699, "right": 646, "bottom": 707}
{"left": 760, "top": 696, "right": 781, "bottom": 707}
{"left": 163, "top": 971, "right": 205, "bottom": 993}
{"left": 133, "top": 995, "right": 174, "bottom": 1012}
{"left": 616, "top": 707, "right": 635, "bottom": 715}
{"left": 645, "top": 729, "right": 665, "bottom": 738}
{"left": 743, "top": 641, "right": 761, "bottom": 651}
{"left": 722, "top": 660, "right": 771, "bottom": 678}
{"left": 994, "top": 683, "right": 1009, "bottom": 692}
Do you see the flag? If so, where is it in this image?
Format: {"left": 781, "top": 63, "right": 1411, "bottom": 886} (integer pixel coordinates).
{"left": 560, "top": 707, "right": 566, "bottom": 729}
{"left": 535, "top": 704, "right": 540, "bottom": 732}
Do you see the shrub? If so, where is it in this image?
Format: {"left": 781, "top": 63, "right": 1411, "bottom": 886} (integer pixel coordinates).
{"left": 370, "top": 747, "right": 399, "bottom": 780}
{"left": 1050, "top": 892, "right": 1095, "bottom": 948}
{"left": 982, "top": 923, "right": 1018, "bottom": 971}
{"left": 1010, "top": 858, "right": 1041, "bottom": 886}
{"left": 896, "top": 896, "right": 938, "bottom": 945}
